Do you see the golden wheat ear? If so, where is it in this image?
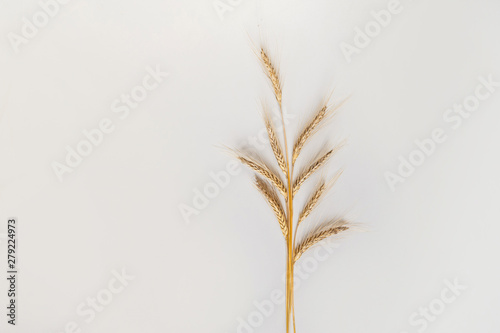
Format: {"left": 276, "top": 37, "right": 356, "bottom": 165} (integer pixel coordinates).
{"left": 260, "top": 48, "right": 282, "bottom": 107}
{"left": 296, "top": 170, "right": 343, "bottom": 228}
{"left": 262, "top": 108, "right": 287, "bottom": 175}
{"left": 292, "top": 142, "right": 345, "bottom": 197}
{"left": 292, "top": 99, "right": 345, "bottom": 167}
{"left": 294, "top": 218, "right": 350, "bottom": 263}
{"left": 254, "top": 175, "right": 288, "bottom": 239}
{"left": 231, "top": 149, "right": 287, "bottom": 197}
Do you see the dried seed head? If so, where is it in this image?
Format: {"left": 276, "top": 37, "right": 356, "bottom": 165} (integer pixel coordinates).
{"left": 260, "top": 49, "right": 282, "bottom": 107}
{"left": 255, "top": 176, "right": 288, "bottom": 239}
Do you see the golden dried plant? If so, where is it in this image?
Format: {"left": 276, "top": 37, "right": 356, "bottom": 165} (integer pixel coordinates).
{"left": 230, "top": 47, "right": 353, "bottom": 333}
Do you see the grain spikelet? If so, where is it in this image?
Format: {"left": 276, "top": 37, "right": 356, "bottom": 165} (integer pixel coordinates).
{"left": 235, "top": 152, "right": 287, "bottom": 197}
{"left": 292, "top": 106, "right": 327, "bottom": 165}
{"left": 255, "top": 175, "right": 288, "bottom": 239}
{"left": 263, "top": 110, "right": 287, "bottom": 175}
{"left": 297, "top": 171, "right": 343, "bottom": 227}
{"left": 292, "top": 100, "right": 345, "bottom": 166}
{"left": 260, "top": 48, "right": 282, "bottom": 107}
{"left": 292, "top": 144, "right": 343, "bottom": 196}
{"left": 294, "top": 219, "right": 350, "bottom": 263}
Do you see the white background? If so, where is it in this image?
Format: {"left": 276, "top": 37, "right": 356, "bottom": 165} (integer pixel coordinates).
{"left": 1, "top": 0, "right": 500, "bottom": 332}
